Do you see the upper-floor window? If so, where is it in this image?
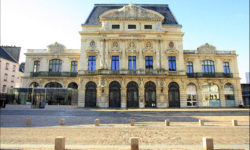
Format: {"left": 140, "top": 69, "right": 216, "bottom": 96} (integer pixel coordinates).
{"left": 49, "top": 59, "right": 62, "bottom": 72}
{"left": 71, "top": 61, "right": 78, "bottom": 72}
{"left": 88, "top": 56, "right": 96, "bottom": 71}
{"left": 144, "top": 25, "right": 152, "bottom": 29}
{"left": 13, "top": 65, "right": 16, "bottom": 72}
{"left": 11, "top": 75, "right": 14, "bottom": 82}
{"left": 4, "top": 73, "right": 8, "bottom": 81}
{"left": 128, "top": 56, "right": 136, "bottom": 70}
{"left": 112, "top": 24, "right": 120, "bottom": 29}
{"left": 169, "top": 56, "right": 176, "bottom": 71}
{"left": 187, "top": 62, "right": 193, "bottom": 73}
{"left": 2, "top": 85, "right": 6, "bottom": 93}
{"left": 145, "top": 56, "right": 153, "bottom": 69}
{"left": 33, "top": 61, "right": 40, "bottom": 72}
{"left": 224, "top": 62, "right": 230, "bottom": 74}
{"left": 111, "top": 56, "right": 119, "bottom": 70}
{"left": 202, "top": 60, "right": 215, "bottom": 74}
{"left": 5, "top": 63, "right": 9, "bottom": 70}
{"left": 128, "top": 24, "right": 136, "bottom": 29}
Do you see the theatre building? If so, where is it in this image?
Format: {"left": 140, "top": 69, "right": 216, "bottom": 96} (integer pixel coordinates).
{"left": 22, "top": 4, "right": 243, "bottom": 108}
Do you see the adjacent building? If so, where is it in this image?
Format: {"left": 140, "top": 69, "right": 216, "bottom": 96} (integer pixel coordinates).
{"left": 0, "top": 46, "right": 23, "bottom": 94}
{"left": 22, "top": 4, "right": 243, "bottom": 108}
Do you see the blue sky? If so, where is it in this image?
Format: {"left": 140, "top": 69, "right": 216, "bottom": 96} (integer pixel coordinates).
{"left": 1, "top": 0, "right": 249, "bottom": 81}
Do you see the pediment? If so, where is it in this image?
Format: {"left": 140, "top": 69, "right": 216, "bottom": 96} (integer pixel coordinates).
{"left": 197, "top": 43, "right": 216, "bottom": 54}
{"left": 100, "top": 4, "right": 164, "bottom": 21}
{"left": 48, "top": 42, "right": 65, "bottom": 53}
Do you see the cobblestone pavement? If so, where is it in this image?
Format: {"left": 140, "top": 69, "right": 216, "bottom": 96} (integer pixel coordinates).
{"left": 0, "top": 105, "right": 249, "bottom": 150}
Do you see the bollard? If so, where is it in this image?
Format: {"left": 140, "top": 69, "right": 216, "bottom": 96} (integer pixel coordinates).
{"left": 95, "top": 119, "right": 100, "bottom": 126}
{"left": 131, "top": 119, "right": 135, "bottom": 126}
{"left": 130, "top": 137, "right": 139, "bottom": 150}
{"left": 199, "top": 119, "right": 204, "bottom": 126}
{"left": 202, "top": 137, "right": 214, "bottom": 150}
{"left": 165, "top": 120, "right": 170, "bottom": 126}
{"left": 232, "top": 120, "right": 238, "bottom": 126}
{"left": 60, "top": 119, "right": 65, "bottom": 125}
{"left": 55, "top": 136, "right": 65, "bottom": 150}
{"left": 26, "top": 119, "right": 32, "bottom": 125}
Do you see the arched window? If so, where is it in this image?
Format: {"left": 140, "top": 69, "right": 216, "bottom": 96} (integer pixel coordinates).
{"left": 71, "top": 61, "right": 78, "bottom": 72}
{"left": 202, "top": 83, "right": 220, "bottom": 107}
{"left": 186, "top": 84, "right": 197, "bottom": 107}
{"left": 45, "top": 82, "right": 62, "bottom": 88}
{"left": 30, "top": 82, "right": 39, "bottom": 88}
{"left": 202, "top": 60, "right": 215, "bottom": 74}
{"left": 224, "top": 83, "right": 235, "bottom": 106}
{"left": 33, "top": 61, "right": 40, "bottom": 72}
{"left": 49, "top": 59, "right": 62, "bottom": 72}
{"left": 68, "top": 82, "right": 78, "bottom": 89}
{"left": 187, "top": 62, "right": 193, "bottom": 73}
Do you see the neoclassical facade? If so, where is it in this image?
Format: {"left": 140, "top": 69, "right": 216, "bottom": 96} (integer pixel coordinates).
{"left": 22, "top": 4, "right": 243, "bottom": 108}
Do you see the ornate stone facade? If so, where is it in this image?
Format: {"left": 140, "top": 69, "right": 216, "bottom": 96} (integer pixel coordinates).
{"left": 22, "top": 4, "right": 243, "bottom": 108}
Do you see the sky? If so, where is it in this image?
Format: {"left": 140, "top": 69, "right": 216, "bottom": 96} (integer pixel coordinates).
{"left": 1, "top": 0, "right": 249, "bottom": 82}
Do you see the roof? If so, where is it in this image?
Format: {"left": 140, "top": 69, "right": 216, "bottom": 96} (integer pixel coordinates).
{"left": 0, "top": 47, "right": 18, "bottom": 63}
{"left": 84, "top": 4, "right": 179, "bottom": 25}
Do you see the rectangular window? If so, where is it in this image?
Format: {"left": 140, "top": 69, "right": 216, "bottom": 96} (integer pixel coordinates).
{"left": 2, "top": 85, "right": 6, "bottom": 93}
{"left": 111, "top": 56, "right": 119, "bottom": 70}
{"left": 4, "top": 74, "right": 8, "bottom": 81}
{"left": 144, "top": 25, "right": 152, "bottom": 29}
{"left": 13, "top": 65, "right": 16, "bottom": 72}
{"left": 5, "top": 63, "right": 9, "bottom": 70}
{"left": 88, "top": 56, "right": 96, "bottom": 71}
{"left": 128, "top": 24, "right": 136, "bottom": 29}
{"left": 33, "top": 61, "right": 40, "bottom": 72}
{"left": 128, "top": 56, "right": 136, "bottom": 70}
{"left": 145, "top": 56, "right": 153, "bottom": 69}
{"left": 11, "top": 75, "right": 14, "bottom": 82}
{"left": 71, "top": 61, "right": 78, "bottom": 72}
{"left": 187, "top": 62, "right": 193, "bottom": 73}
{"left": 112, "top": 24, "right": 120, "bottom": 29}
{"left": 169, "top": 56, "right": 176, "bottom": 71}
{"left": 224, "top": 62, "right": 230, "bottom": 74}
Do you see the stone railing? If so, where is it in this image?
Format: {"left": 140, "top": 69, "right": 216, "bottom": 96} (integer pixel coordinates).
{"left": 30, "top": 72, "right": 78, "bottom": 77}
{"left": 187, "top": 72, "right": 233, "bottom": 78}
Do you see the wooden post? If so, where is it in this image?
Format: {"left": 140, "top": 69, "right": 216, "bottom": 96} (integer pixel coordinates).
{"left": 131, "top": 119, "right": 135, "bottom": 126}
{"left": 232, "top": 120, "right": 238, "bottom": 126}
{"left": 202, "top": 137, "right": 214, "bottom": 150}
{"left": 26, "top": 119, "right": 32, "bottom": 125}
{"left": 199, "top": 119, "right": 204, "bottom": 126}
{"left": 130, "top": 137, "right": 139, "bottom": 150}
{"left": 95, "top": 119, "right": 100, "bottom": 126}
{"left": 60, "top": 119, "right": 65, "bottom": 125}
{"left": 55, "top": 136, "right": 65, "bottom": 150}
{"left": 165, "top": 120, "right": 170, "bottom": 126}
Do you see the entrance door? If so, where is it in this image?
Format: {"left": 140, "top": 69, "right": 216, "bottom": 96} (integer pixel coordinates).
{"left": 145, "top": 81, "right": 156, "bottom": 107}
{"left": 109, "top": 81, "right": 121, "bottom": 107}
{"left": 127, "top": 82, "right": 139, "bottom": 108}
{"left": 168, "top": 82, "right": 180, "bottom": 107}
{"left": 85, "top": 81, "right": 97, "bottom": 107}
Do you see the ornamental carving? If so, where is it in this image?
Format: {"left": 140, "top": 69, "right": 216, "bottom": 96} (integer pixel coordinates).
{"left": 144, "top": 41, "right": 153, "bottom": 51}
{"left": 48, "top": 42, "right": 65, "bottom": 53}
{"left": 197, "top": 43, "right": 216, "bottom": 54}
{"left": 111, "top": 41, "right": 120, "bottom": 51}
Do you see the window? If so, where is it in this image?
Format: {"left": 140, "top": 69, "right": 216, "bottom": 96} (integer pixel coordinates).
{"left": 202, "top": 83, "right": 220, "bottom": 101}
{"left": 224, "top": 83, "right": 235, "bottom": 100}
{"left": 128, "top": 56, "right": 136, "bottom": 70}
{"left": 13, "top": 65, "right": 16, "bottom": 72}
{"left": 202, "top": 60, "right": 215, "bottom": 74}
{"left": 5, "top": 63, "right": 9, "bottom": 70}
{"left": 224, "top": 62, "right": 230, "bottom": 74}
{"left": 49, "top": 59, "right": 62, "bottom": 72}
{"left": 111, "top": 56, "right": 119, "bottom": 70}
{"left": 112, "top": 24, "right": 120, "bottom": 29}
{"left": 144, "top": 25, "right": 152, "bottom": 29}
{"left": 33, "top": 61, "right": 40, "bottom": 72}
{"left": 145, "top": 56, "right": 153, "bottom": 69}
{"left": 186, "top": 84, "right": 197, "bottom": 107}
{"left": 2, "top": 85, "right": 6, "bottom": 93}
{"left": 88, "top": 56, "right": 96, "bottom": 71}
{"left": 4, "top": 73, "right": 8, "bottom": 81}
{"left": 128, "top": 24, "right": 136, "bottom": 29}
{"left": 11, "top": 75, "right": 14, "bottom": 82}
{"left": 169, "top": 56, "right": 176, "bottom": 71}
{"left": 71, "top": 61, "right": 78, "bottom": 72}
{"left": 187, "top": 62, "right": 193, "bottom": 73}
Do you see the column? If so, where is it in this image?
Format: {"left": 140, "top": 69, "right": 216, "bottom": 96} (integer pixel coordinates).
{"left": 155, "top": 40, "right": 160, "bottom": 69}
{"left": 138, "top": 40, "right": 143, "bottom": 70}
{"left": 139, "top": 87, "right": 145, "bottom": 108}
{"left": 104, "top": 40, "right": 109, "bottom": 69}
{"left": 159, "top": 40, "right": 163, "bottom": 70}
{"left": 99, "top": 40, "right": 104, "bottom": 69}
{"left": 121, "top": 40, "right": 126, "bottom": 70}
{"left": 78, "top": 87, "right": 85, "bottom": 107}
{"left": 220, "top": 85, "right": 225, "bottom": 107}
{"left": 121, "top": 87, "right": 127, "bottom": 108}
{"left": 80, "top": 40, "right": 88, "bottom": 71}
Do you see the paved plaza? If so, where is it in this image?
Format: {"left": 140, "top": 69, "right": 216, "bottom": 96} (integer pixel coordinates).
{"left": 0, "top": 105, "right": 249, "bottom": 150}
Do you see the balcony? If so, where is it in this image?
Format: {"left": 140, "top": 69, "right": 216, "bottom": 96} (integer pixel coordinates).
{"left": 187, "top": 72, "right": 233, "bottom": 78}
{"left": 31, "top": 72, "right": 78, "bottom": 77}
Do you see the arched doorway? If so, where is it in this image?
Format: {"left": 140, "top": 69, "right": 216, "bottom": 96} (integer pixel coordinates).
{"left": 68, "top": 82, "right": 78, "bottom": 89}
{"left": 85, "top": 81, "right": 97, "bottom": 107}
{"left": 168, "top": 82, "right": 180, "bottom": 107}
{"left": 30, "top": 82, "right": 39, "bottom": 88}
{"left": 109, "top": 81, "right": 121, "bottom": 108}
{"left": 145, "top": 81, "right": 156, "bottom": 108}
{"left": 224, "top": 83, "right": 235, "bottom": 107}
{"left": 45, "top": 82, "right": 62, "bottom": 88}
{"left": 127, "top": 81, "right": 139, "bottom": 108}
